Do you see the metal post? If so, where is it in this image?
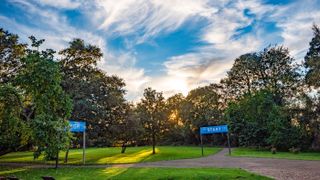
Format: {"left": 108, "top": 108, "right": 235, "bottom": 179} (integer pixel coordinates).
{"left": 201, "top": 135, "right": 204, "bottom": 156}
{"left": 227, "top": 132, "right": 231, "bottom": 155}
{"left": 83, "top": 130, "right": 86, "bottom": 165}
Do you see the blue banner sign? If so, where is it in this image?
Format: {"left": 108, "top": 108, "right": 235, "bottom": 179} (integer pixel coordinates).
{"left": 200, "top": 125, "right": 228, "bottom": 135}
{"left": 69, "top": 120, "right": 86, "bottom": 132}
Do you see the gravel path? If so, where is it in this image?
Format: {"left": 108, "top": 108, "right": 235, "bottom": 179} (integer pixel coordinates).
{"left": 1, "top": 148, "right": 320, "bottom": 180}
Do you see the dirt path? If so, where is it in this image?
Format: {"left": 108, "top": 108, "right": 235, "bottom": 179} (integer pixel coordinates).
{"left": 1, "top": 149, "right": 320, "bottom": 180}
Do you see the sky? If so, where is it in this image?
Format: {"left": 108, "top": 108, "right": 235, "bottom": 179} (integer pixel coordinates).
{"left": 0, "top": 0, "right": 319, "bottom": 101}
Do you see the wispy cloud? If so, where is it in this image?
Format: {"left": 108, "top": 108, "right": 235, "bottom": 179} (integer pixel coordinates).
{"left": 1, "top": 0, "right": 319, "bottom": 101}
{"left": 29, "top": 0, "right": 83, "bottom": 9}
{"left": 91, "top": 0, "right": 214, "bottom": 44}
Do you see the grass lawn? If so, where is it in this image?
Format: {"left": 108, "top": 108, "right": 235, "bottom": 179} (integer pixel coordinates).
{"left": 231, "top": 148, "right": 320, "bottom": 161}
{"left": 0, "top": 146, "right": 221, "bottom": 165}
{"left": 0, "top": 166, "right": 271, "bottom": 180}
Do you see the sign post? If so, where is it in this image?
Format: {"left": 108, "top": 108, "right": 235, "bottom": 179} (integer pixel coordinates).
{"left": 69, "top": 120, "right": 86, "bottom": 165}
{"left": 83, "top": 128, "right": 86, "bottom": 164}
{"left": 200, "top": 135, "right": 204, "bottom": 156}
{"left": 200, "top": 125, "right": 231, "bottom": 156}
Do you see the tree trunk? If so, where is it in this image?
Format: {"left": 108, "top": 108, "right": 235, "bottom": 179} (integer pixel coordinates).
{"left": 152, "top": 132, "right": 156, "bottom": 154}
{"left": 64, "top": 148, "right": 69, "bottom": 163}
{"left": 55, "top": 152, "right": 59, "bottom": 169}
{"left": 121, "top": 142, "right": 127, "bottom": 154}
{"left": 312, "top": 131, "right": 320, "bottom": 150}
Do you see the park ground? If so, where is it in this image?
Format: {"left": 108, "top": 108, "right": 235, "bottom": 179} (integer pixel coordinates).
{"left": 1, "top": 146, "right": 320, "bottom": 179}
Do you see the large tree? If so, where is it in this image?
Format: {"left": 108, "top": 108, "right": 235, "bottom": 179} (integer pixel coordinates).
{"left": 221, "top": 53, "right": 259, "bottom": 100}
{"left": 222, "top": 46, "right": 300, "bottom": 106}
{"left": 225, "top": 90, "right": 302, "bottom": 150}
{"left": 59, "top": 39, "right": 127, "bottom": 147}
{"left": 305, "top": 24, "right": 320, "bottom": 87}
{"left": 16, "top": 37, "right": 72, "bottom": 167}
{"left": 181, "top": 84, "right": 223, "bottom": 145}
{"left": 0, "top": 28, "right": 26, "bottom": 83}
{"left": 258, "top": 46, "right": 300, "bottom": 105}
{"left": 137, "top": 87, "right": 167, "bottom": 154}
{"left": 303, "top": 24, "right": 320, "bottom": 150}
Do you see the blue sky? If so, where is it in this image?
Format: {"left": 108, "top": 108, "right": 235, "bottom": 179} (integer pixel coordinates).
{"left": 0, "top": 0, "right": 319, "bottom": 101}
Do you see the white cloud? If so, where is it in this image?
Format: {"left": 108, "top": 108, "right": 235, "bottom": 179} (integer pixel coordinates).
{"left": 139, "top": 0, "right": 320, "bottom": 98}
{"left": 1, "top": 0, "right": 151, "bottom": 101}
{"left": 91, "top": 0, "right": 215, "bottom": 44}
{"left": 97, "top": 51, "right": 150, "bottom": 102}
{"left": 2, "top": 0, "right": 319, "bottom": 101}
{"left": 270, "top": 0, "right": 320, "bottom": 60}
{"left": 32, "top": 0, "right": 82, "bottom": 9}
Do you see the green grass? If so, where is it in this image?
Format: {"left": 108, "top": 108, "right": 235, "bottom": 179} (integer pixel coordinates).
{"left": 0, "top": 146, "right": 221, "bottom": 164}
{"left": 0, "top": 166, "right": 271, "bottom": 180}
{"left": 231, "top": 148, "right": 320, "bottom": 161}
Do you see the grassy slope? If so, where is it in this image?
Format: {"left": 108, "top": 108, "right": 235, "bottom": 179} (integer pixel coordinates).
{"left": 0, "top": 167, "right": 271, "bottom": 180}
{"left": 0, "top": 146, "right": 221, "bottom": 164}
{"left": 232, "top": 148, "right": 320, "bottom": 161}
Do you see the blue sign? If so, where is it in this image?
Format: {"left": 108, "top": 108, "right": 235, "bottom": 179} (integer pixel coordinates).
{"left": 200, "top": 125, "right": 228, "bottom": 135}
{"left": 69, "top": 120, "right": 86, "bottom": 132}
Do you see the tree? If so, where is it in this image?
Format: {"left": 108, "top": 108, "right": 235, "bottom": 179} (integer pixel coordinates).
{"left": 258, "top": 46, "right": 301, "bottom": 105}
{"left": 294, "top": 93, "right": 320, "bottom": 150}
{"left": 0, "top": 28, "right": 26, "bottom": 83}
{"left": 137, "top": 88, "right": 167, "bottom": 154}
{"left": 16, "top": 37, "right": 72, "bottom": 167}
{"left": 0, "top": 85, "right": 30, "bottom": 156}
{"left": 305, "top": 24, "right": 320, "bottom": 87}
{"left": 221, "top": 53, "right": 259, "bottom": 100}
{"left": 222, "top": 46, "right": 301, "bottom": 106}
{"left": 225, "top": 90, "right": 302, "bottom": 150}
{"left": 163, "top": 93, "right": 186, "bottom": 145}
{"left": 302, "top": 24, "right": 320, "bottom": 150}
{"left": 59, "top": 39, "right": 127, "bottom": 147}
{"left": 111, "top": 104, "right": 143, "bottom": 153}
{"left": 181, "top": 84, "right": 223, "bottom": 145}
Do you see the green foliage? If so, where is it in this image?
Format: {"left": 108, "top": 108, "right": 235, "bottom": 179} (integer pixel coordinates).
{"left": 226, "top": 90, "right": 302, "bottom": 150}
{"left": 222, "top": 46, "right": 300, "bottom": 105}
{"left": 221, "top": 53, "right": 260, "bottom": 99}
{"left": 162, "top": 93, "right": 186, "bottom": 145}
{"left": 59, "top": 39, "right": 127, "bottom": 147}
{"left": 0, "top": 28, "right": 26, "bottom": 83}
{"left": 181, "top": 84, "right": 224, "bottom": 144}
{"left": 0, "top": 85, "right": 30, "bottom": 155}
{"left": 137, "top": 87, "right": 167, "bottom": 154}
{"left": 305, "top": 24, "right": 320, "bottom": 87}
{"left": 110, "top": 104, "right": 144, "bottom": 153}
{"left": 15, "top": 37, "right": 72, "bottom": 160}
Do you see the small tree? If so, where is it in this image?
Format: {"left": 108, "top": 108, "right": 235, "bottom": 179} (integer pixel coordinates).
{"left": 112, "top": 103, "right": 143, "bottom": 153}
{"left": 137, "top": 88, "right": 167, "bottom": 154}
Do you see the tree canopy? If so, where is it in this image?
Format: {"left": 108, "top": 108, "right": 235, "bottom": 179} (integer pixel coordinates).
{"left": 0, "top": 24, "right": 319, "bottom": 158}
